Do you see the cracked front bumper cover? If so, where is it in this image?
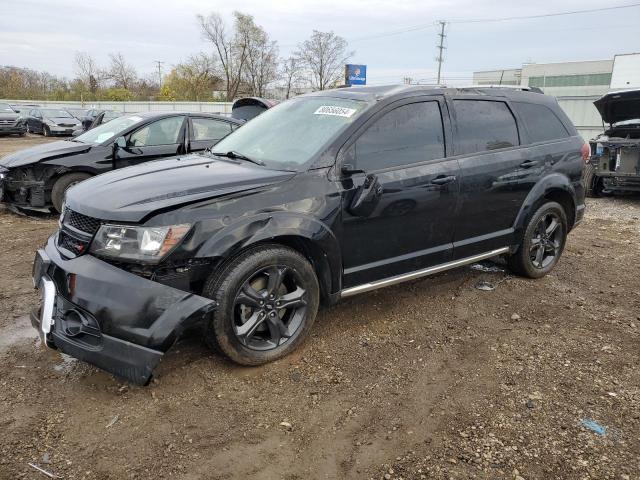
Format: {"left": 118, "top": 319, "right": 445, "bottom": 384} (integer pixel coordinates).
{"left": 31, "top": 235, "right": 216, "bottom": 385}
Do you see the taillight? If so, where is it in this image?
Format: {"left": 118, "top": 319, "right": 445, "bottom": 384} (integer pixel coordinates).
{"left": 581, "top": 143, "right": 590, "bottom": 162}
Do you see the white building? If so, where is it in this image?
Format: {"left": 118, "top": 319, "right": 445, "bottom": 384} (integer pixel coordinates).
{"left": 473, "top": 54, "right": 639, "bottom": 140}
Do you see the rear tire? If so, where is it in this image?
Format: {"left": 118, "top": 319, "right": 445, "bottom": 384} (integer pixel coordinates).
{"left": 507, "top": 201, "right": 568, "bottom": 279}
{"left": 202, "top": 244, "right": 320, "bottom": 366}
{"left": 51, "top": 173, "right": 91, "bottom": 213}
{"left": 583, "top": 163, "right": 598, "bottom": 197}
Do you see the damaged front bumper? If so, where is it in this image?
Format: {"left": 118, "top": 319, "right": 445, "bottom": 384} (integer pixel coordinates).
{"left": 31, "top": 235, "right": 216, "bottom": 385}
{"left": 0, "top": 168, "right": 49, "bottom": 210}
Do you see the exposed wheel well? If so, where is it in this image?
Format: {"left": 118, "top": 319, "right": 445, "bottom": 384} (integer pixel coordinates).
{"left": 207, "top": 236, "right": 335, "bottom": 304}
{"left": 543, "top": 189, "right": 576, "bottom": 230}
{"left": 260, "top": 236, "right": 334, "bottom": 303}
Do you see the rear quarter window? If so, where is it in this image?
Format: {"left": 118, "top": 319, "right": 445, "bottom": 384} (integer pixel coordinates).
{"left": 453, "top": 100, "right": 519, "bottom": 155}
{"left": 513, "top": 102, "right": 570, "bottom": 143}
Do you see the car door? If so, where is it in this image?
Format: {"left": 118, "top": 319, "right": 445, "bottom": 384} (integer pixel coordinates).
{"left": 188, "top": 116, "right": 234, "bottom": 152}
{"left": 114, "top": 115, "right": 187, "bottom": 168}
{"left": 449, "top": 96, "right": 533, "bottom": 259}
{"left": 29, "top": 109, "right": 43, "bottom": 133}
{"left": 339, "top": 98, "right": 461, "bottom": 288}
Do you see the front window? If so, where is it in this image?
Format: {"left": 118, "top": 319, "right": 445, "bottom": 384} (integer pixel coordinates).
{"left": 41, "top": 109, "right": 74, "bottom": 118}
{"left": 212, "top": 96, "right": 370, "bottom": 170}
{"left": 0, "top": 103, "right": 14, "bottom": 113}
{"left": 74, "top": 115, "right": 143, "bottom": 144}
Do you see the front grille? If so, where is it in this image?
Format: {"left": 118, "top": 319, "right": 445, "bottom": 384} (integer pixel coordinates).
{"left": 0, "top": 120, "right": 14, "bottom": 126}
{"left": 64, "top": 209, "right": 101, "bottom": 235}
{"left": 58, "top": 230, "right": 90, "bottom": 256}
{"left": 58, "top": 123, "right": 75, "bottom": 127}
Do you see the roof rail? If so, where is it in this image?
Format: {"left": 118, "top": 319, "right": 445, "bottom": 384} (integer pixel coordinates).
{"left": 458, "top": 85, "right": 544, "bottom": 94}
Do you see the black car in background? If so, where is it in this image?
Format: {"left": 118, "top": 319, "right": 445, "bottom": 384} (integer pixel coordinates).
{"left": 29, "top": 86, "right": 587, "bottom": 384}
{"left": 0, "top": 111, "right": 243, "bottom": 212}
{"left": 231, "top": 97, "right": 276, "bottom": 121}
{"left": 66, "top": 108, "right": 91, "bottom": 122}
{"left": 87, "top": 110, "right": 123, "bottom": 130}
{"left": 24, "top": 108, "right": 82, "bottom": 136}
{"left": 0, "top": 103, "right": 27, "bottom": 136}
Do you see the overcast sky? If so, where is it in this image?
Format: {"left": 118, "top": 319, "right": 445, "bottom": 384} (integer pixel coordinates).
{"left": 1, "top": 0, "right": 638, "bottom": 85}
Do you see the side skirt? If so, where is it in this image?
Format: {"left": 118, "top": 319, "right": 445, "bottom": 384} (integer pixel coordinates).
{"left": 340, "top": 247, "right": 510, "bottom": 298}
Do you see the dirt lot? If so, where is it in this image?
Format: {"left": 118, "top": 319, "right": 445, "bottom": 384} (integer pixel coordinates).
{"left": 0, "top": 135, "right": 638, "bottom": 480}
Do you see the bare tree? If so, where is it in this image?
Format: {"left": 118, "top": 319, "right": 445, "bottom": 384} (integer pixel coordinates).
{"left": 107, "top": 52, "right": 137, "bottom": 90}
{"left": 242, "top": 17, "right": 279, "bottom": 97}
{"left": 74, "top": 52, "right": 101, "bottom": 93}
{"left": 296, "top": 31, "right": 352, "bottom": 90}
{"left": 282, "top": 56, "right": 301, "bottom": 99}
{"left": 197, "top": 12, "right": 251, "bottom": 101}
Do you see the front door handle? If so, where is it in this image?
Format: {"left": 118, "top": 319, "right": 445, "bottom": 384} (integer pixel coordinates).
{"left": 520, "top": 160, "right": 538, "bottom": 168}
{"left": 430, "top": 175, "right": 457, "bottom": 185}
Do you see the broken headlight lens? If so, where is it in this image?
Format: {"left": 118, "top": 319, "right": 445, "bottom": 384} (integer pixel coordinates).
{"left": 89, "top": 224, "right": 191, "bottom": 262}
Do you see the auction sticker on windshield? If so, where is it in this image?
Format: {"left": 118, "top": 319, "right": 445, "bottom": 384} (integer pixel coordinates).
{"left": 313, "top": 106, "right": 357, "bottom": 117}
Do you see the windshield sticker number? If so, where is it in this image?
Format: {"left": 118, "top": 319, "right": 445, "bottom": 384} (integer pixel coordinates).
{"left": 314, "top": 106, "right": 357, "bottom": 118}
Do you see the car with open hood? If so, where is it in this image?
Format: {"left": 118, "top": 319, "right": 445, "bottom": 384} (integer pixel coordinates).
{"left": 29, "top": 85, "right": 587, "bottom": 385}
{"left": 584, "top": 89, "right": 640, "bottom": 196}
{"left": 0, "top": 111, "right": 243, "bottom": 213}
{"left": 0, "top": 103, "right": 27, "bottom": 136}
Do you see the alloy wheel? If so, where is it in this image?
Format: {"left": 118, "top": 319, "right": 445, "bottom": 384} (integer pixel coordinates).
{"left": 529, "top": 212, "right": 563, "bottom": 269}
{"left": 233, "top": 265, "right": 307, "bottom": 351}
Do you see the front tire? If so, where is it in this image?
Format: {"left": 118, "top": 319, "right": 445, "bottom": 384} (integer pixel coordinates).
{"left": 202, "top": 244, "right": 320, "bottom": 365}
{"left": 507, "top": 201, "right": 568, "bottom": 279}
{"left": 51, "top": 173, "right": 91, "bottom": 212}
{"left": 43, "top": 125, "right": 50, "bottom": 137}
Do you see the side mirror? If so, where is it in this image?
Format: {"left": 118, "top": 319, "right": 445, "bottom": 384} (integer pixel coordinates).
{"left": 348, "top": 174, "right": 382, "bottom": 217}
{"left": 341, "top": 163, "right": 365, "bottom": 176}
{"left": 114, "top": 136, "right": 127, "bottom": 148}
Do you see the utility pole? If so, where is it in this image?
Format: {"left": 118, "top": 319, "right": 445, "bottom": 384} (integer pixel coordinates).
{"left": 154, "top": 60, "right": 164, "bottom": 88}
{"left": 436, "top": 21, "right": 447, "bottom": 85}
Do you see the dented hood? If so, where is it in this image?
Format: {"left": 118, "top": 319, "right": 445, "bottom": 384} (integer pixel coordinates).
{"left": 65, "top": 154, "right": 295, "bottom": 223}
{"left": 0, "top": 140, "right": 90, "bottom": 168}
{"left": 594, "top": 89, "right": 640, "bottom": 125}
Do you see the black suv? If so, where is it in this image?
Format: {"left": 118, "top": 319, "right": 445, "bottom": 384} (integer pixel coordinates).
{"left": 31, "top": 86, "right": 586, "bottom": 384}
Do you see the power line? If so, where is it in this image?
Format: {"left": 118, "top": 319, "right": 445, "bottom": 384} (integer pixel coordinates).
{"left": 449, "top": 3, "right": 640, "bottom": 24}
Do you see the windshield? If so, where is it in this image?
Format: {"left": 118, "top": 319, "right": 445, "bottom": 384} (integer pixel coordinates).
{"left": 74, "top": 115, "right": 143, "bottom": 144}
{"left": 42, "top": 109, "right": 73, "bottom": 118}
{"left": 212, "top": 96, "right": 370, "bottom": 170}
{"left": 0, "top": 103, "right": 15, "bottom": 113}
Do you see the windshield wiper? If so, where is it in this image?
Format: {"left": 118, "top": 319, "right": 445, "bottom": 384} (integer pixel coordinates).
{"left": 211, "top": 150, "right": 265, "bottom": 166}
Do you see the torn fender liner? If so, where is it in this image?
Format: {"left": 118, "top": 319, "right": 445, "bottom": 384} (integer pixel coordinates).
{"left": 33, "top": 236, "right": 216, "bottom": 384}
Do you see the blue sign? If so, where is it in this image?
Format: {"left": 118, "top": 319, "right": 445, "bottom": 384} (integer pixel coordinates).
{"left": 345, "top": 64, "right": 367, "bottom": 86}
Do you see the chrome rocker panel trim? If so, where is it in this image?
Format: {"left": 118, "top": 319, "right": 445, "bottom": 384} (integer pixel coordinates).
{"left": 340, "top": 247, "right": 510, "bottom": 298}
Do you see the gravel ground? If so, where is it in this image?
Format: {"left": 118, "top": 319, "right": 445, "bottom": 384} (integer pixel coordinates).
{"left": 0, "top": 135, "right": 638, "bottom": 480}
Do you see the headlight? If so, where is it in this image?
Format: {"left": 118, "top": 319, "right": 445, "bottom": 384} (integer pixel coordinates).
{"left": 89, "top": 224, "right": 191, "bottom": 262}
{"left": 45, "top": 119, "right": 56, "bottom": 126}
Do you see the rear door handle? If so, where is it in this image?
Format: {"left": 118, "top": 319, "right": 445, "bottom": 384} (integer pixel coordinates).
{"left": 430, "top": 175, "right": 457, "bottom": 185}
{"left": 520, "top": 160, "right": 538, "bottom": 168}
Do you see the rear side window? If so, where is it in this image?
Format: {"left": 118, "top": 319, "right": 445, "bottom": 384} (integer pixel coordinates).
{"left": 129, "top": 116, "right": 185, "bottom": 146}
{"left": 453, "top": 100, "right": 519, "bottom": 155}
{"left": 191, "top": 117, "right": 232, "bottom": 141}
{"left": 354, "top": 101, "right": 445, "bottom": 171}
{"left": 513, "top": 102, "right": 570, "bottom": 143}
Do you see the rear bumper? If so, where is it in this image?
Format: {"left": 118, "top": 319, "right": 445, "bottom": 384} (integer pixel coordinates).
{"left": 31, "top": 235, "right": 216, "bottom": 385}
